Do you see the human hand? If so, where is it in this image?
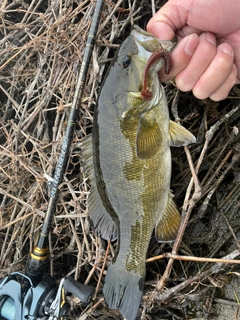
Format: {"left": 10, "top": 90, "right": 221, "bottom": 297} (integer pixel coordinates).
{"left": 147, "top": 0, "right": 240, "bottom": 101}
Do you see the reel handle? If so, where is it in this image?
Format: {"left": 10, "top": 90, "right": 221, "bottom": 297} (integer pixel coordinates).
{"left": 63, "top": 277, "right": 95, "bottom": 304}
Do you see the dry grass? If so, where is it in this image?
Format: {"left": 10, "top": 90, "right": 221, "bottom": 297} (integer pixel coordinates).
{"left": 1, "top": 0, "right": 240, "bottom": 319}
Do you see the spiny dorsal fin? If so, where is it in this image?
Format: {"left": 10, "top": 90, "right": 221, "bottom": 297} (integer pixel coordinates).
{"left": 155, "top": 192, "right": 180, "bottom": 242}
{"left": 136, "top": 116, "right": 162, "bottom": 159}
{"left": 80, "top": 134, "right": 94, "bottom": 179}
{"left": 169, "top": 120, "right": 196, "bottom": 147}
{"left": 81, "top": 134, "right": 118, "bottom": 241}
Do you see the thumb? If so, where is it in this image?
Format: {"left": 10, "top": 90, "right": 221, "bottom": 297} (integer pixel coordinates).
{"left": 147, "top": 1, "right": 189, "bottom": 40}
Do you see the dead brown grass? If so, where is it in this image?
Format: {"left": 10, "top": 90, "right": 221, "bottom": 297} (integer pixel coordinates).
{"left": 1, "top": 1, "right": 240, "bottom": 319}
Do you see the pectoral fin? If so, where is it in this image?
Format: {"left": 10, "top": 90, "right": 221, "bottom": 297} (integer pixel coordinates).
{"left": 136, "top": 117, "right": 162, "bottom": 159}
{"left": 169, "top": 120, "right": 196, "bottom": 147}
{"left": 155, "top": 192, "right": 180, "bottom": 242}
{"left": 81, "top": 135, "right": 118, "bottom": 241}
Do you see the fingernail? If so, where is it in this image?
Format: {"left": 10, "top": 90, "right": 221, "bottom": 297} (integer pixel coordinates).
{"left": 184, "top": 33, "right": 198, "bottom": 56}
{"left": 206, "top": 32, "right": 216, "bottom": 45}
{"left": 221, "top": 43, "right": 234, "bottom": 56}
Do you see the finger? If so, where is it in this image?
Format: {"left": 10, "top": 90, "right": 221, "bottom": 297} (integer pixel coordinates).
{"left": 147, "top": 18, "right": 176, "bottom": 40}
{"left": 159, "top": 33, "right": 199, "bottom": 82}
{"left": 147, "top": 0, "right": 205, "bottom": 39}
{"left": 147, "top": 1, "right": 190, "bottom": 39}
{"left": 209, "top": 65, "right": 237, "bottom": 101}
{"left": 147, "top": 9, "right": 178, "bottom": 39}
{"left": 174, "top": 32, "right": 217, "bottom": 92}
{"left": 192, "top": 43, "right": 236, "bottom": 100}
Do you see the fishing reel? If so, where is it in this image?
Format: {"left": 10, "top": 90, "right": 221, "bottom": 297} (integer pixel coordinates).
{"left": 0, "top": 271, "right": 95, "bottom": 320}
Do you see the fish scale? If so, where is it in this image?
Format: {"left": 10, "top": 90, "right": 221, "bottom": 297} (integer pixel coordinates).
{"left": 82, "top": 25, "right": 196, "bottom": 320}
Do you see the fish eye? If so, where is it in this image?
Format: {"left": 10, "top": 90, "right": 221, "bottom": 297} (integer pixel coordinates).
{"left": 119, "top": 55, "right": 131, "bottom": 69}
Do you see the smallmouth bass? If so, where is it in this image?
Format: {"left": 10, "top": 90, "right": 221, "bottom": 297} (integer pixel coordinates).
{"left": 82, "top": 25, "right": 196, "bottom": 320}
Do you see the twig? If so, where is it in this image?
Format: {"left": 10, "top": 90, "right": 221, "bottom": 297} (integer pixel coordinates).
{"left": 151, "top": 0, "right": 156, "bottom": 16}
{"left": 146, "top": 252, "right": 240, "bottom": 265}
{"left": 93, "top": 240, "right": 111, "bottom": 300}
{"left": 149, "top": 250, "right": 240, "bottom": 303}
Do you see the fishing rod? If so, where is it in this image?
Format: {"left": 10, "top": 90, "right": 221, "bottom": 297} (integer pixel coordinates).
{"left": 0, "top": 0, "right": 104, "bottom": 319}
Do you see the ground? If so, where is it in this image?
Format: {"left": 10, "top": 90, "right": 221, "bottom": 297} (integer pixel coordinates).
{"left": 0, "top": 0, "right": 240, "bottom": 319}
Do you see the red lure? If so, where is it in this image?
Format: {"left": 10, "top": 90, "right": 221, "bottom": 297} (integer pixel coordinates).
{"left": 141, "top": 48, "right": 172, "bottom": 100}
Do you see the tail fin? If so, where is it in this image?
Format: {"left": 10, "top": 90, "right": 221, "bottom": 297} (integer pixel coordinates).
{"left": 103, "top": 263, "right": 144, "bottom": 320}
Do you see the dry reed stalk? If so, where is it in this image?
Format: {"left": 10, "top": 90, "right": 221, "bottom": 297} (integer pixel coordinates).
{"left": 1, "top": 1, "right": 240, "bottom": 319}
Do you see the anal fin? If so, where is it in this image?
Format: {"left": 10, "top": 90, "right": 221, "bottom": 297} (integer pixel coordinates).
{"left": 155, "top": 192, "right": 180, "bottom": 242}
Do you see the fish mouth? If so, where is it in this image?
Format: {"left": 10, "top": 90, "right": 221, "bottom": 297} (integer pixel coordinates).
{"left": 130, "top": 25, "right": 177, "bottom": 111}
{"left": 131, "top": 25, "right": 167, "bottom": 110}
{"left": 131, "top": 25, "right": 176, "bottom": 60}
{"left": 131, "top": 25, "right": 157, "bottom": 61}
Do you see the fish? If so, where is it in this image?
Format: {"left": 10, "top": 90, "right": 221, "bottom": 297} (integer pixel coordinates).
{"left": 81, "top": 25, "right": 196, "bottom": 320}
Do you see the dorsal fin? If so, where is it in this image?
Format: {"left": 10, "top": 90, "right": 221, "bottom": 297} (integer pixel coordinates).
{"left": 81, "top": 135, "right": 118, "bottom": 241}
